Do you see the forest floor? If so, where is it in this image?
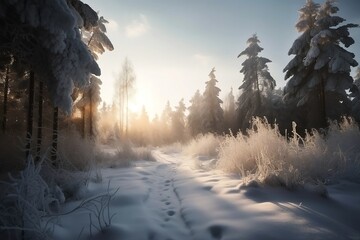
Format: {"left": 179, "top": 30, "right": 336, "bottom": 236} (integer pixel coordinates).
{"left": 54, "top": 148, "right": 360, "bottom": 240}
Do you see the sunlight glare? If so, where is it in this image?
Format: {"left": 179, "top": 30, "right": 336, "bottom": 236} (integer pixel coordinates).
{"left": 129, "top": 90, "right": 149, "bottom": 114}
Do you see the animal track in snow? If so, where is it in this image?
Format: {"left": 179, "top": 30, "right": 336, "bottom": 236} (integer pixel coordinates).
{"left": 167, "top": 210, "right": 175, "bottom": 216}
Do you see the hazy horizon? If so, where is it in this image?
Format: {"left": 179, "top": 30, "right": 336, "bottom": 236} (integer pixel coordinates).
{"left": 85, "top": 0, "right": 360, "bottom": 118}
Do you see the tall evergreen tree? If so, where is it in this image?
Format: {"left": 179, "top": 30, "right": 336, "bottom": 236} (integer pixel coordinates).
{"left": 1, "top": 64, "right": 10, "bottom": 133}
{"left": 237, "top": 34, "right": 275, "bottom": 131}
{"left": 187, "top": 90, "right": 203, "bottom": 136}
{"left": 172, "top": 99, "right": 186, "bottom": 141}
{"left": 161, "top": 101, "right": 173, "bottom": 143}
{"left": 131, "top": 106, "right": 150, "bottom": 145}
{"left": 35, "top": 80, "right": 43, "bottom": 161}
{"left": 284, "top": 0, "right": 358, "bottom": 128}
{"left": 283, "top": 0, "right": 320, "bottom": 131}
{"left": 223, "top": 87, "right": 237, "bottom": 134}
{"left": 303, "top": 0, "right": 358, "bottom": 127}
{"left": 354, "top": 68, "right": 360, "bottom": 89}
{"left": 283, "top": 0, "right": 320, "bottom": 104}
{"left": 350, "top": 67, "right": 360, "bottom": 122}
{"left": 0, "top": 0, "right": 101, "bottom": 113}
{"left": 25, "top": 71, "right": 35, "bottom": 159}
{"left": 76, "top": 15, "right": 113, "bottom": 138}
{"left": 200, "top": 68, "right": 224, "bottom": 134}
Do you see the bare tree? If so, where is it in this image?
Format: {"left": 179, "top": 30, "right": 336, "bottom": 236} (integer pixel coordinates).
{"left": 117, "top": 58, "right": 136, "bottom": 137}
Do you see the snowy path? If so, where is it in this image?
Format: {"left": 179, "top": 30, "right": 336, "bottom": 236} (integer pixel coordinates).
{"left": 145, "top": 152, "right": 192, "bottom": 240}
{"left": 57, "top": 149, "right": 360, "bottom": 240}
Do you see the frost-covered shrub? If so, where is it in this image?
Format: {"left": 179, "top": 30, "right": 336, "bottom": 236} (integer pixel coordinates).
{"left": 0, "top": 135, "right": 24, "bottom": 174}
{"left": 325, "top": 118, "right": 360, "bottom": 179}
{"left": 57, "top": 131, "right": 96, "bottom": 171}
{"left": 183, "top": 133, "right": 221, "bottom": 158}
{"left": 134, "top": 146, "right": 156, "bottom": 162}
{"left": 217, "top": 117, "right": 360, "bottom": 188}
{"left": 0, "top": 157, "right": 65, "bottom": 240}
{"left": 41, "top": 164, "right": 89, "bottom": 200}
{"left": 161, "top": 142, "right": 183, "bottom": 154}
{"left": 95, "top": 142, "right": 155, "bottom": 168}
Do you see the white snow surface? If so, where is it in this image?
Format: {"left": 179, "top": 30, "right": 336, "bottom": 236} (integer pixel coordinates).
{"left": 54, "top": 149, "right": 360, "bottom": 240}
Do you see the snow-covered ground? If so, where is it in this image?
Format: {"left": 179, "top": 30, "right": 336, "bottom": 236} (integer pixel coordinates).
{"left": 54, "top": 149, "right": 360, "bottom": 240}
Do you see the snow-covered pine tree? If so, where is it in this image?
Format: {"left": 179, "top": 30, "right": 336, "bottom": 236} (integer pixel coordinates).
{"left": 354, "top": 68, "right": 360, "bottom": 89}
{"left": 171, "top": 99, "right": 187, "bottom": 142}
{"left": 75, "top": 75, "right": 102, "bottom": 137}
{"left": 350, "top": 67, "right": 360, "bottom": 122}
{"left": 75, "top": 15, "right": 114, "bottom": 138}
{"left": 131, "top": 106, "right": 151, "bottom": 145}
{"left": 187, "top": 90, "right": 203, "bottom": 137}
{"left": 303, "top": 0, "right": 358, "bottom": 127}
{"left": 83, "top": 16, "right": 114, "bottom": 60}
{"left": 285, "top": 0, "right": 358, "bottom": 128}
{"left": 237, "top": 34, "right": 275, "bottom": 131}
{"left": 200, "top": 68, "right": 224, "bottom": 134}
{"left": 0, "top": 0, "right": 101, "bottom": 113}
{"left": 223, "top": 87, "right": 237, "bottom": 134}
{"left": 161, "top": 101, "right": 173, "bottom": 143}
{"left": 283, "top": 0, "right": 320, "bottom": 103}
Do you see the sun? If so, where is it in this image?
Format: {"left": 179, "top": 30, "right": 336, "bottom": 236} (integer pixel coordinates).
{"left": 128, "top": 91, "right": 148, "bottom": 114}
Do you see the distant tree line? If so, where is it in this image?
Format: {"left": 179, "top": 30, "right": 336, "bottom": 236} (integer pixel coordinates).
{"left": 98, "top": 0, "right": 359, "bottom": 146}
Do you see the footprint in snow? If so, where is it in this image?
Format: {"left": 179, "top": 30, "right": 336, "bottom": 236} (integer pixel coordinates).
{"left": 209, "top": 225, "right": 223, "bottom": 240}
{"left": 167, "top": 210, "right": 175, "bottom": 216}
{"left": 202, "top": 186, "right": 213, "bottom": 191}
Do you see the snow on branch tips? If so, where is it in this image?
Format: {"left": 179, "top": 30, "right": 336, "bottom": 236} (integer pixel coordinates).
{"left": 0, "top": 0, "right": 102, "bottom": 113}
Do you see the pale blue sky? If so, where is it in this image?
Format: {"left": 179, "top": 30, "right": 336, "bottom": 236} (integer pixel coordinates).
{"left": 85, "top": 0, "right": 360, "bottom": 118}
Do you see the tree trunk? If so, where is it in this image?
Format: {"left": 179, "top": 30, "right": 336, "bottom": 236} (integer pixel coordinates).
{"left": 51, "top": 107, "right": 58, "bottom": 166}
{"left": 81, "top": 106, "right": 86, "bottom": 139}
{"left": 89, "top": 88, "right": 93, "bottom": 137}
{"left": 35, "top": 81, "right": 43, "bottom": 162}
{"left": 25, "top": 71, "right": 35, "bottom": 159}
{"left": 2, "top": 66, "right": 9, "bottom": 133}
{"left": 319, "top": 77, "right": 327, "bottom": 128}
{"left": 125, "top": 77, "right": 128, "bottom": 137}
{"left": 255, "top": 66, "right": 261, "bottom": 111}
{"left": 119, "top": 84, "right": 124, "bottom": 137}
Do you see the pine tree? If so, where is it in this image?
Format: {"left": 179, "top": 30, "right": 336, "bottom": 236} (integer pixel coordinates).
{"left": 354, "top": 68, "right": 360, "bottom": 88}
{"left": 172, "top": 99, "right": 186, "bottom": 141}
{"left": 284, "top": 0, "right": 358, "bottom": 128}
{"left": 187, "top": 90, "right": 203, "bottom": 136}
{"left": 237, "top": 34, "right": 275, "bottom": 131}
{"left": 25, "top": 71, "right": 35, "bottom": 159}
{"left": 76, "top": 15, "right": 113, "bottom": 139}
{"left": 134, "top": 106, "right": 150, "bottom": 145}
{"left": 1, "top": 64, "right": 10, "bottom": 133}
{"left": 35, "top": 80, "right": 43, "bottom": 161}
{"left": 84, "top": 16, "right": 114, "bottom": 60}
{"left": 3, "top": 0, "right": 102, "bottom": 113}
{"left": 223, "top": 88, "right": 237, "bottom": 134}
{"left": 200, "top": 68, "right": 224, "bottom": 134}
{"left": 350, "top": 67, "right": 360, "bottom": 122}
{"left": 303, "top": 0, "right": 358, "bottom": 127}
{"left": 161, "top": 101, "right": 173, "bottom": 143}
{"left": 283, "top": 0, "right": 320, "bottom": 104}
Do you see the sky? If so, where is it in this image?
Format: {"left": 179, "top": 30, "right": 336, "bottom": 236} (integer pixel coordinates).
{"left": 85, "top": 0, "right": 360, "bottom": 118}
